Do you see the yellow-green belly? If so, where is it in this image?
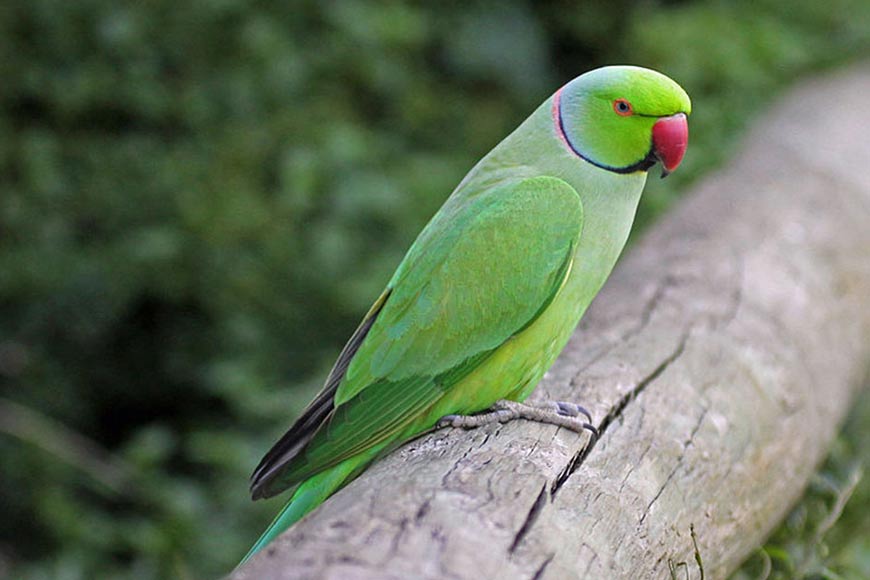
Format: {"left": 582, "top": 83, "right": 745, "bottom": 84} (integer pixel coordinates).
{"left": 400, "top": 272, "right": 588, "bottom": 437}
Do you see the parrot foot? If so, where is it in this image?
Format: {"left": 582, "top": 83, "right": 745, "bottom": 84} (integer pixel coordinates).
{"left": 437, "top": 399, "right": 598, "bottom": 439}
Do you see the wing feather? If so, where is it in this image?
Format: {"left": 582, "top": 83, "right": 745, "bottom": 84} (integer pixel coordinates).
{"left": 250, "top": 289, "right": 390, "bottom": 488}
{"left": 251, "top": 176, "right": 584, "bottom": 499}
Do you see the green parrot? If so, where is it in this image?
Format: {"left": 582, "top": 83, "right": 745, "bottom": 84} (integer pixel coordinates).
{"left": 242, "top": 65, "right": 690, "bottom": 562}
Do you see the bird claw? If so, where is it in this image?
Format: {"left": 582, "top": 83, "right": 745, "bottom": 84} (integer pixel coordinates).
{"left": 581, "top": 421, "right": 599, "bottom": 441}
{"left": 554, "top": 401, "right": 593, "bottom": 423}
{"left": 436, "top": 414, "right": 461, "bottom": 429}
{"left": 436, "top": 399, "right": 598, "bottom": 438}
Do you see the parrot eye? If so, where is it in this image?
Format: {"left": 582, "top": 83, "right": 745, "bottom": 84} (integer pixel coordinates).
{"left": 613, "top": 99, "right": 633, "bottom": 116}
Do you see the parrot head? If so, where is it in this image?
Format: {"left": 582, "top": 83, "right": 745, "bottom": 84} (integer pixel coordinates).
{"left": 554, "top": 66, "right": 691, "bottom": 178}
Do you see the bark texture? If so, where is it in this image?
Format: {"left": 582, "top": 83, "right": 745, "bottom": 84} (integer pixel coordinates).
{"left": 232, "top": 66, "right": 870, "bottom": 580}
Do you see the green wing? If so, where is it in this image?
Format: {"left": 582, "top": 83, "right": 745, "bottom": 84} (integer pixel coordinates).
{"left": 251, "top": 176, "right": 584, "bottom": 498}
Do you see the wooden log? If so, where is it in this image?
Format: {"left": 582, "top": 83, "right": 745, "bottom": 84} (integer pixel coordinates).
{"left": 231, "top": 65, "right": 870, "bottom": 580}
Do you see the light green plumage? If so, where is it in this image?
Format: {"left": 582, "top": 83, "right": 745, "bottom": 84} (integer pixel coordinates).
{"left": 242, "top": 65, "right": 691, "bottom": 564}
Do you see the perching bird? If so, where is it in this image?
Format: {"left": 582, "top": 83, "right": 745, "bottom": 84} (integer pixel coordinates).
{"left": 242, "top": 65, "right": 690, "bottom": 562}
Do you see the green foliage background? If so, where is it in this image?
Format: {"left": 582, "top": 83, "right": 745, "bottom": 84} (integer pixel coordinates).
{"left": 0, "top": 1, "right": 868, "bottom": 578}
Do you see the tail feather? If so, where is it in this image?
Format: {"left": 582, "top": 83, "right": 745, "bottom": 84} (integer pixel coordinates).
{"left": 238, "top": 454, "right": 369, "bottom": 566}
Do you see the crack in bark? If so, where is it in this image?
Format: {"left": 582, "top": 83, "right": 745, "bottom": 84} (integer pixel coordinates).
{"left": 634, "top": 275, "right": 675, "bottom": 334}
{"left": 580, "top": 542, "right": 600, "bottom": 576}
{"left": 424, "top": 525, "right": 460, "bottom": 580}
{"left": 639, "top": 405, "right": 709, "bottom": 525}
{"left": 564, "top": 274, "right": 677, "bottom": 395}
{"left": 414, "top": 499, "right": 431, "bottom": 523}
{"left": 385, "top": 517, "right": 408, "bottom": 565}
{"left": 618, "top": 439, "right": 654, "bottom": 494}
{"left": 688, "top": 406, "right": 709, "bottom": 444}
{"left": 440, "top": 438, "right": 480, "bottom": 487}
{"left": 596, "top": 329, "right": 691, "bottom": 436}
{"left": 549, "top": 438, "right": 594, "bottom": 497}
{"left": 550, "top": 330, "right": 691, "bottom": 497}
{"left": 530, "top": 552, "right": 555, "bottom": 580}
{"left": 720, "top": 253, "right": 744, "bottom": 329}
{"left": 639, "top": 462, "right": 681, "bottom": 526}
{"left": 509, "top": 483, "right": 549, "bottom": 553}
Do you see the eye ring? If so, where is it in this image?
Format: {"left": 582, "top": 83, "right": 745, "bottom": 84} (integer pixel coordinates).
{"left": 613, "top": 99, "right": 633, "bottom": 116}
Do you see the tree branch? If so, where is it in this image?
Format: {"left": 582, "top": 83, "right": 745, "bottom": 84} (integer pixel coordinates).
{"left": 231, "top": 65, "right": 870, "bottom": 580}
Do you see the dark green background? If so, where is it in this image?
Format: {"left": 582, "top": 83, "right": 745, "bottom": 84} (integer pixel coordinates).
{"left": 1, "top": 1, "right": 868, "bottom": 578}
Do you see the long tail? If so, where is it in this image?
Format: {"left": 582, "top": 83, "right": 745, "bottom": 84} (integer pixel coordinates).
{"left": 238, "top": 454, "right": 369, "bottom": 566}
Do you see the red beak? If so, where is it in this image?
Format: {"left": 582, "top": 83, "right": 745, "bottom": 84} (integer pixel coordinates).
{"left": 652, "top": 113, "right": 688, "bottom": 178}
